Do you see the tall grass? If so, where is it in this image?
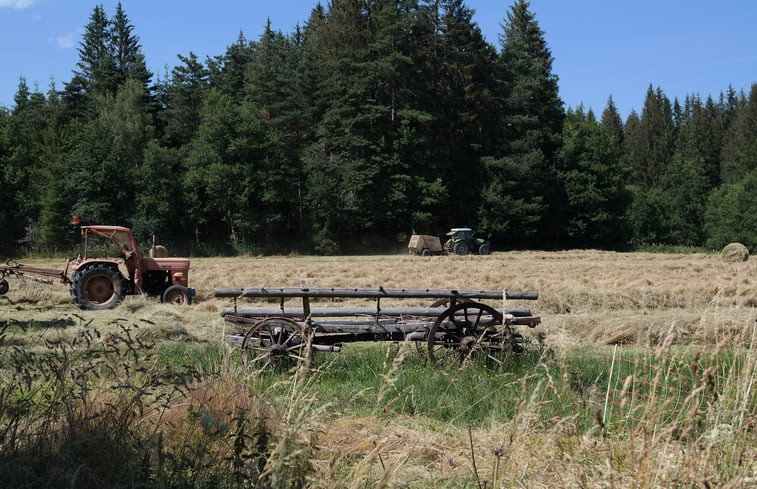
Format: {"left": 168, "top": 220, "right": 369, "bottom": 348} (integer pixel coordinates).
{"left": 0, "top": 322, "right": 322, "bottom": 489}
{"left": 1, "top": 318, "right": 754, "bottom": 487}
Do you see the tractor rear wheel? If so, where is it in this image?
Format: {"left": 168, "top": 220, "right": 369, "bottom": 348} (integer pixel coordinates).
{"left": 71, "top": 264, "right": 126, "bottom": 310}
{"left": 0, "top": 278, "right": 9, "bottom": 295}
{"left": 455, "top": 242, "right": 469, "bottom": 255}
{"left": 162, "top": 285, "right": 192, "bottom": 305}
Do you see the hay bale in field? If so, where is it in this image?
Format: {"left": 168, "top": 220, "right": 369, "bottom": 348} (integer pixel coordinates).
{"left": 721, "top": 242, "right": 749, "bottom": 262}
{"left": 149, "top": 244, "right": 168, "bottom": 258}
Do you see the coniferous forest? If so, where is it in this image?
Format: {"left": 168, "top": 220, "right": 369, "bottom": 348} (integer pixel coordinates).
{"left": 0, "top": 0, "right": 755, "bottom": 256}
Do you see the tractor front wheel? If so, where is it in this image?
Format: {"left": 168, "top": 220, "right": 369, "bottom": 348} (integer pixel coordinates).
{"left": 71, "top": 264, "right": 126, "bottom": 310}
{"left": 478, "top": 244, "right": 491, "bottom": 255}
{"left": 0, "top": 278, "right": 9, "bottom": 295}
{"left": 162, "top": 285, "right": 192, "bottom": 305}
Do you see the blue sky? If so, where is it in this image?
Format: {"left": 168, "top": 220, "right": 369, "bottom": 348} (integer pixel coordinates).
{"left": 1, "top": 0, "right": 755, "bottom": 119}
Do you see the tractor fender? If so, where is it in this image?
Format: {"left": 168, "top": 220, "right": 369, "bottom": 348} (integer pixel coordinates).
{"left": 71, "top": 259, "right": 122, "bottom": 273}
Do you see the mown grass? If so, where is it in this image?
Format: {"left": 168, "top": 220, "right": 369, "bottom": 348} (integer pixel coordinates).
{"left": 1, "top": 251, "right": 755, "bottom": 487}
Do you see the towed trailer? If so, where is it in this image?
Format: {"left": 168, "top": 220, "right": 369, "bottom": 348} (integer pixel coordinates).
{"left": 215, "top": 286, "right": 541, "bottom": 372}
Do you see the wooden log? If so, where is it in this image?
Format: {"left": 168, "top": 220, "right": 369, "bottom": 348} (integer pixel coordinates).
{"left": 224, "top": 314, "right": 540, "bottom": 334}
{"left": 214, "top": 286, "right": 538, "bottom": 301}
{"left": 220, "top": 306, "right": 534, "bottom": 318}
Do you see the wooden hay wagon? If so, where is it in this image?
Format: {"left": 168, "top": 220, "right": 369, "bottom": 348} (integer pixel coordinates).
{"left": 215, "top": 286, "right": 541, "bottom": 372}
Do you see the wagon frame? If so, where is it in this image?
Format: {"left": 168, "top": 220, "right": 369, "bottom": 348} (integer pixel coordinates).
{"left": 215, "top": 286, "right": 541, "bottom": 372}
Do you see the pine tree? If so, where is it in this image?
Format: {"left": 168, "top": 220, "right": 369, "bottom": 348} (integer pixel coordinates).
{"left": 720, "top": 83, "right": 757, "bottom": 182}
{"left": 556, "top": 110, "right": 629, "bottom": 247}
{"left": 675, "top": 94, "right": 724, "bottom": 190}
{"left": 429, "top": 0, "right": 498, "bottom": 227}
{"left": 479, "top": 0, "right": 564, "bottom": 246}
{"left": 65, "top": 3, "right": 151, "bottom": 118}
{"left": 71, "top": 4, "right": 111, "bottom": 93}
{"left": 209, "top": 32, "right": 254, "bottom": 102}
{"left": 629, "top": 85, "right": 675, "bottom": 190}
{"left": 3, "top": 79, "right": 52, "bottom": 248}
{"left": 110, "top": 2, "right": 152, "bottom": 90}
{"left": 600, "top": 95, "right": 624, "bottom": 155}
{"left": 161, "top": 52, "right": 209, "bottom": 148}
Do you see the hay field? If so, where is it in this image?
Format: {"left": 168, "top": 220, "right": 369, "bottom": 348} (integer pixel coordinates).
{"left": 1, "top": 250, "right": 755, "bottom": 488}
{"left": 3, "top": 250, "right": 754, "bottom": 348}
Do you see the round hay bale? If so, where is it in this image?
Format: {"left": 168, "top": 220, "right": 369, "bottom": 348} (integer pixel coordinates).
{"left": 149, "top": 244, "right": 169, "bottom": 258}
{"left": 721, "top": 242, "right": 749, "bottom": 262}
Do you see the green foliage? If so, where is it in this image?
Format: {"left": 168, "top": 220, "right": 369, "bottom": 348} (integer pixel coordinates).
{"left": 0, "top": 2, "right": 755, "bottom": 253}
{"left": 556, "top": 111, "right": 630, "bottom": 247}
{"left": 627, "top": 155, "right": 709, "bottom": 247}
{"left": 704, "top": 170, "right": 757, "bottom": 250}
{"left": 481, "top": 0, "right": 564, "bottom": 246}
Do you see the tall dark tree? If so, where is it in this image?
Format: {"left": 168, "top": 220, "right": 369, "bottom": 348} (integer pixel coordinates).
{"left": 626, "top": 155, "right": 709, "bottom": 247}
{"left": 556, "top": 110, "right": 629, "bottom": 247}
{"left": 70, "top": 4, "right": 111, "bottom": 93}
{"left": 479, "top": 0, "right": 564, "bottom": 246}
{"left": 427, "top": 0, "right": 498, "bottom": 228}
{"left": 704, "top": 170, "right": 757, "bottom": 250}
{"left": 675, "top": 94, "right": 724, "bottom": 190}
{"left": 184, "top": 89, "right": 288, "bottom": 251}
{"left": 208, "top": 32, "right": 254, "bottom": 102}
{"left": 600, "top": 95, "right": 624, "bottom": 154}
{"left": 65, "top": 3, "right": 150, "bottom": 118}
{"left": 2, "top": 79, "right": 53, "bottom": 249}
{"left": 0, "top": 104, "right": 24, "bottom": 256}
{"left": 628, "top": 85, "right": 675, "bottom": 190}
{"left": 160, "top": 52, "right": 209, "bottom": 148}
{"left": 720, "top": 83, "right": 757, "bottom": 183}
{"left": 110, "top": 2, "right": 152, "bottom": 90}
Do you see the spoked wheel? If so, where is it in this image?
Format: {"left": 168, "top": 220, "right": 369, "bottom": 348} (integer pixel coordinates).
{"left": 240, "top": 317, "right": 312, "bottom": 373}
{"left": 427, "top": 301, "right": 515, "bottom": 368}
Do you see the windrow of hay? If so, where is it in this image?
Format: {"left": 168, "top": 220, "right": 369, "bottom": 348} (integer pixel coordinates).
{"left": 2, "top": 250, "right": 755, "bottom": 348}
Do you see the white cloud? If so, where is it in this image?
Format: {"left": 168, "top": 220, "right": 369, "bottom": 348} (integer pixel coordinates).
{"left": 56, "top": 32, "right": 76, "bottom": 49}
{"left": 0, "top": 0, "right": 36, "bottom": 9}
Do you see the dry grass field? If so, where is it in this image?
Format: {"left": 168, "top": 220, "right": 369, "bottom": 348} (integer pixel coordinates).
{"left": 1, "top": 250, "right": 755, "bottom": 487}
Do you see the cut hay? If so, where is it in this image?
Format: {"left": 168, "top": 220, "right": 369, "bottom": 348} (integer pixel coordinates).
{"left": 721, "top": 242, "right": 749, "bottom": 262}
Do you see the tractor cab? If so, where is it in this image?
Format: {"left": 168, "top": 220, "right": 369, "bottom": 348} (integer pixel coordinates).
{"left": 447, "top": 227, "right": 475, "bottom": 241}
{"left": 444, "top": 227, "right": 491, "bottom": 255}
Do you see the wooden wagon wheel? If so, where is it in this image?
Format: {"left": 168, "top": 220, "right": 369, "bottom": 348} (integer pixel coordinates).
{"left": 241, "top": 317, "right": 312, "bottom": 372}
{"left": 427, "top": 301, "right": 516, "bottom": 367}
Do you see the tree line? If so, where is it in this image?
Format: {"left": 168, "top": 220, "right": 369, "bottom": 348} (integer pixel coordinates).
{"left": 0, "top": 0, "right": 755, "bottom": 256}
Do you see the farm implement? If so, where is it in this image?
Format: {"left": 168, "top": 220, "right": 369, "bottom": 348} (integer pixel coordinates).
{"left": 0, "top": 224, "right": 194, "bottom": 310}
{"left": 215, "top": 286, "right": 541, "bottom": 372}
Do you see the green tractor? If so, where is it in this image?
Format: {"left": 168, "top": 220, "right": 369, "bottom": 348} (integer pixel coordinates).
{"left": 444, "top": 228, "right": 491, "bottom": 255}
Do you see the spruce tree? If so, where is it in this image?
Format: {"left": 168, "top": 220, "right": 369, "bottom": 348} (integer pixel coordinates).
{"left": 720, "top": 83, "right": 757, "bottom": 182}
{"left": 110, "top": 2, "right": 152, "bottom": 90}
{"left": 431, "top": 0, "right": 498, "bottom": 228}
{"left": 479, "top": 0, "right": 564, "bottom": 246}
{"left": 630, "top": 85, "right": 675, "bottom": 190}
{"left": 600, "top": 95, "right": 624, "bottom": 155}
{"left": 556, "top": 110, "right": 629, "bottom": 248}
{"left": 161, "top": 52, "right": 209, "bottom": 148}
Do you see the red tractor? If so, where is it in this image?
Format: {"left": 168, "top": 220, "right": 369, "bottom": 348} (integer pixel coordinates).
{"left": 0, "top": 224, "right": 194, "bottom": 310}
